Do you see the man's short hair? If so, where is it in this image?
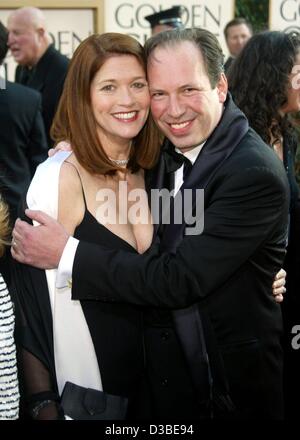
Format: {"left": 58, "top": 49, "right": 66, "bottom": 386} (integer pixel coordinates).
{"left": 0, "top": 21, "right": 9, "bottom": 65}
{"left": 224, "top": 18, "right": 253, "bottom": 40}
{"left": 145, "top": 27, "right": 224, "bottom": 88}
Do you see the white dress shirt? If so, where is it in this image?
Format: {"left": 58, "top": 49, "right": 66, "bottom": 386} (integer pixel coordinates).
{"left": 173, "top": 142, "right": 205, "bottom": 195}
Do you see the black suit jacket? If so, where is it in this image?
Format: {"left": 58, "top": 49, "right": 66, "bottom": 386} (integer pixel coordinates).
{"left": 15, "top": 45, "right": 69, "bottom": 147}
{"left": 71, "top": 98, "right": 289, "bottom": 419}
{"left": 0, "top": 80, "right": 47, "bottom": 222}
{"left": 224, "top": 56, "right": 234, "bottom": 74}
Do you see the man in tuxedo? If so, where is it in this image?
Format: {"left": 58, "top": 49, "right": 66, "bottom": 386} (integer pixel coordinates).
{"left": 12, "top": 28, "right": 289, "bottom": 419}
{"left": 7, "top": 7, "right": 69, "bottom": 148}
{"left": 223, "top": 18, "right": 253, "bottom": 73}
{"left": 0, "top": 21, "right": 47, "bottom": 285}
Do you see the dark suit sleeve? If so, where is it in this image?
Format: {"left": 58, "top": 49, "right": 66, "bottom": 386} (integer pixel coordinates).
{"left": 15, "top": 65, "right": 22, "bottom": 82}
{"left": 42, "top": 70, "right": 67, "bottom": 146}
{"left": 27, "top": 94, "right": 48, "bottom": 176}
{"left": 72, "top": 166, "right": 289, "bottom": 308}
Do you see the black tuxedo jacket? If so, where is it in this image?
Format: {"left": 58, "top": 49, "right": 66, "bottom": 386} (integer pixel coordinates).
{"left": 71, "top": 97, "right": 289, "bottom": 419}
{"left": 0, "top": 81, "right": 47, "bottom": 222}
{"left": 15, "top": 45, "right": 69, "bottom": 148}
{"left": 224, "top": 56, "right": 234, "bottom": 74}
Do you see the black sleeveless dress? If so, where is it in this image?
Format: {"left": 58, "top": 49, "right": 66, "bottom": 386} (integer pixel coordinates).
{"left": 12, "top": 189, "right": 147, "bottom": 419}
{"left": 74, "top": 208, "right": 145, "bottom": 403}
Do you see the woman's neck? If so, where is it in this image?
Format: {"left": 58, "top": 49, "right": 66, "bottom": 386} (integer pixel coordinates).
{"left": 98, "top": 132, "right": 132, "bottom": 161}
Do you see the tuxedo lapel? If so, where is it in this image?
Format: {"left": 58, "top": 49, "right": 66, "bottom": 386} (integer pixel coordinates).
{"left": 160, "top": 95, "right": 249, "bottom": 251}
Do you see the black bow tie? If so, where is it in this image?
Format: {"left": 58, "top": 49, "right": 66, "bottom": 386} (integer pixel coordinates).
{"left": 163, "top": 143, "right": 192, "bottom": 179}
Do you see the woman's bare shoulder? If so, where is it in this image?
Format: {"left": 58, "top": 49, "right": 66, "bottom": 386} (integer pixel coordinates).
{"left": 58, "top": 158, "right": 85, "bottom": 232}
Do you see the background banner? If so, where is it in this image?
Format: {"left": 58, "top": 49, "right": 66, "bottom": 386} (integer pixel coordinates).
{"left": 269, "top": 0, "right": 300, "bottom": 32}
{"left": 105, "top": 0, "right": 235, "bottom": 54}
{"left": 0, "top": 1, "right": 235, "bottom": 82}
{"left": 0, "top": 6, "right": 94, "bottom": 81}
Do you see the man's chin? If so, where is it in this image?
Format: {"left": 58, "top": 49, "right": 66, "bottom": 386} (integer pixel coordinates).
{"left": 167, "top": 136, "right": 193, "bottom": 151}
{"left": 177, "top": 145, "right": 196, "bottom": 153}
{"left": 13, "top": 57, "right": 25, "bottom": 65}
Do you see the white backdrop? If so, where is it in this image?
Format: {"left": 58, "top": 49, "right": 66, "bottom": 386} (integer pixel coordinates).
{"left": 269, "top": 0, "right": 300, "bottom": 32}
{"left": 0, "top": 1, "right": 235, "bottom": 82}
{"left": 105, "top": 0, "right": 234, "bottom": 54}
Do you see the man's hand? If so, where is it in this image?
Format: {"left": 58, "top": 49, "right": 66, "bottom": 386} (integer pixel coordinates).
{"left": 48, "top": 140, "right": 72, "bottom": 157}
{"left": 11, "top": 209, "right": 69, "bottom": 269}
{"left": 272, "top": 268, "right": 286, "bottom": 303}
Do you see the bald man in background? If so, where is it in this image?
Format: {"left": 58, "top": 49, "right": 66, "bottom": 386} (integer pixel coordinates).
{"left": 0, "top": 20, "right": 47, "bottom": 287}
{"left": 7, "top": 7, "right": 69, "bottom": 147}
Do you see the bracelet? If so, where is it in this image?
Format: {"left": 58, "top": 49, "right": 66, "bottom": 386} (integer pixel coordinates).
{"left": 27, "top": 391, "right": 59, "bottom": 406}
{"left": 30, "top": 399, "right": 55, "bottom": 419}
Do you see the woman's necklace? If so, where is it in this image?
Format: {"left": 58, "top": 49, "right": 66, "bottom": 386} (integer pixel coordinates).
{"left": 109, "top": 157, "right": 129, "bottom": 166}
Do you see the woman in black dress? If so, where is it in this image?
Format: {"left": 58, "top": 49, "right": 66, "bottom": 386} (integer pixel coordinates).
{"left": 12, "top": 33, "right": 161, "bottom": 420}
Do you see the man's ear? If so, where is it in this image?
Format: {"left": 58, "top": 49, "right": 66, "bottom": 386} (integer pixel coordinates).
{"left": 36, "top": 27, "right": 45, "bottom": 40}
{"left": 216, "top": 73, "right": 228, "bottom": 103}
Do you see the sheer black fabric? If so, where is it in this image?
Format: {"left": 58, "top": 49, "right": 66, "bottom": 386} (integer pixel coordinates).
{"left": 11, "top": 260, "right": 60, "bottom": 419}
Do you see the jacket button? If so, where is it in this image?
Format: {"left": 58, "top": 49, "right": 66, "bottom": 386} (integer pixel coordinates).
{"left": 161, "top": 378, "right": 168, "bottom": 386}
{"left": 161, "top": 331, "right": 170, "bottom": 341}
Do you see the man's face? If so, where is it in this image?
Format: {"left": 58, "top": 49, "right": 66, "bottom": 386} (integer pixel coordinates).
{"left": 226, "top": 24, "right": 252, "bottom": 57}
{"left": 148, "top": 41, "right": 227, "bottom": 152}
{"left": 7, "top": 13, "right": 40, "bottom": 66}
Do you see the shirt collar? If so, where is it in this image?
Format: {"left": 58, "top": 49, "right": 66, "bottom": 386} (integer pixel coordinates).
{"left": 175, "top": 142, "right": 205, "bottom": 165}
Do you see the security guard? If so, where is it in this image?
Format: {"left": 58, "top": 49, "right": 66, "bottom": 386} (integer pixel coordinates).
{"left": 145, "top": 6, "right": 184, "bottom": 35}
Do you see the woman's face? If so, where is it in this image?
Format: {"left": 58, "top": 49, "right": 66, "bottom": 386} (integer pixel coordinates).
{"left": 281, "top": 51, "right": 300, "bottom": 114}
{"left": 90, "top": 54, "right": 150, "bottom": 146}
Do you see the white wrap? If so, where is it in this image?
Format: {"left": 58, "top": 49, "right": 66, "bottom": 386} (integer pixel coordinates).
{"left": 26, "top": 151, "right": 102, "bottom": 396}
